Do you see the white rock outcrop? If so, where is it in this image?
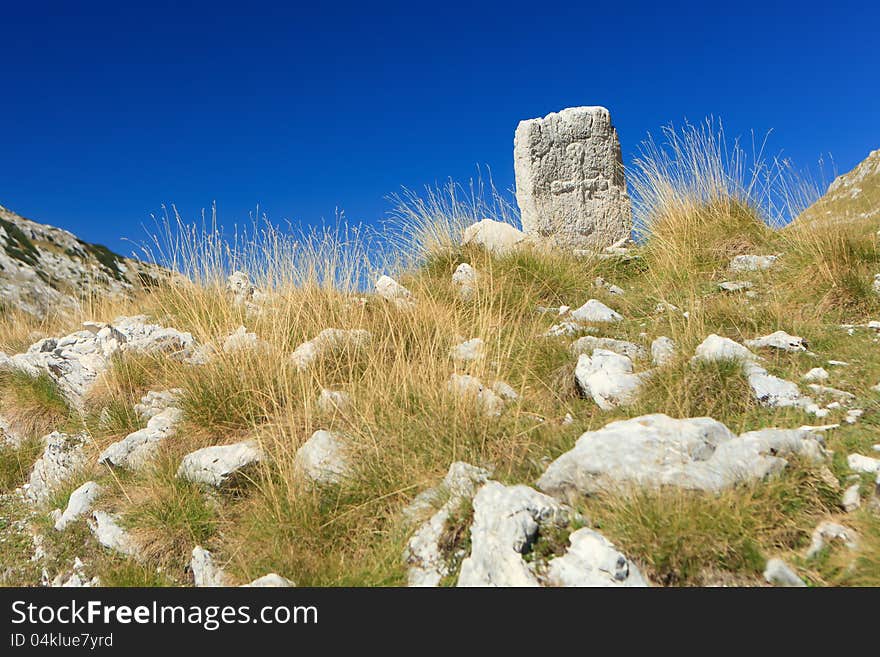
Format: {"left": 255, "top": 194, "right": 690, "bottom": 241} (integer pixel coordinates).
{"left": 25, "top": 432, "right": 89, "bottom": 504}
{"left": 447, "top": 374, "right": 506, "bottom": 417}
{"left": 544, "top": 528, "right": 648, "bottom": 587}
{"left": 729, "top": 255, "right": 778, "bottom": 271}
{"left": 191, "top": 546, "right": 231, "bottom": 587}
{"left": 89, "top": 511, "right": 139, "bottom": 557}
{"left": 375, "top": 275, "right": 416, "bottom": 309}
{"left": 404, "top": 462, "right": 491, "bottom": 587}
{"left": 294, "top": 430, "right": 350, "bottom": 486}
{"left": 763, "top": 559, "right": 805, "bottom": 587}
{"left": 461, "top": 219, "right": 526, "bottom": 256}
{"left": 54, "top": 481, "right": 101, "bottom": 531}
{"left": 744, "top": 331, "right": 807, "bottom": 352}
{"left": 570, "top": 336, "right": 646, "bottom": 361}
{"left": 574, "top": 350, "right": 644, "bottom": 410}
{"left": 177, "top": 440, "right": 264, "bottom": 487}
{"left": 537, "top": 414, "right": 827, "bottom": 497}
{"left": 450, "top": 338, "right": 485, "bottom": 363}
{"left": 98, "top": 407, "right": 182, "bottom": 470}
{"left": 290, "top": 328, "right": 372, "bottom": 371}
{"left": 569, "top": 299, "right": 623, "bottom": 323}
{"left": 452, "top": 263, "right": 478, "bottom": 301}
{"left": 513, "top": 107, "right": 631, "bottom": 251}
{"left": 651, "top": 336, "right": 676, "bottom": 366}
{"left": 457, "top": 482, "right": 568, "bottom": 587}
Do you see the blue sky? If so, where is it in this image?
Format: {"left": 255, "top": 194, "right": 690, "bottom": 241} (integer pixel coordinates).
{"left": 1, "top": 1, "right": 878, "bottom": 255}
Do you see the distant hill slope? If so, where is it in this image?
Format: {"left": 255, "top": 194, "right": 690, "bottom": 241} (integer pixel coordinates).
{"left": 797, "top": 149, "right": 880, "bottom": 225}
{"left": 0, "top": 203, "right": 161, "bottom": 317}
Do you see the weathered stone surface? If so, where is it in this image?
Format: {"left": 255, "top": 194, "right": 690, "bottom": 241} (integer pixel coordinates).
{"left": 537, "top": 414, "right": 826, "bottom": 497}
{"left": 763, "top": 559, "right": 805, "bottom": 587}
{"left": 191, "top": 546, "right": 231, "bottom": 587}
{"left": 513, "top": 107, "right": 631, "bottom": 251}
{"left": 290, "top": 328, "right": 371, "bottom": 370}
{"left": 544, "top": 528, "right": 648, "bottom": 587}
{"left": 806, "top": 521, "right": 858, "bottom": 559}
{"left": 457, "top": 482, "right": 568, "bottom": 587}
{"left": 745, "top": 331, "right": 807, "bottom": 352}
{"left": 294, "top": 430, "right": 350, "bottom": 485}
{"left": 802, "top": 367, "right": 829, "bottom": 383}
{"left": 848, "top": 453, "right": 880, "bottom": 473}
{"left": 651, "top": 336, "right": 676, "bottom": 366}
{"left": 729, "top": 255, "right": 778, "bottom": 271}
{"left": 222, "top": 326, "right": 264, "bottom": 353}
{"left": 0, "top": 204, "right": 166, "bottom": 318}
{"left": 842, "top": 483, "right": 861, "bottom": 512}
{"left": 133, "top": 389, "right": 182, "bottom": 421}
{"left": 693, "top": 335, "right": 816, "bottom": 411}
{"left": 404, "top": 462, "right": 491, "bottom": 587}
{"left": 317, "top": 388, "right": 352, "bottom": 415}
{"left": 461, "top": 219, "right": 526, "bottom": 256}
{"left": 594, "top": 277, "right": 624, "bottom": 295}
{"left": 574, "top": 350, "right": 644, "bottom": 410}
{"left": 452, "top": 263, "right": 477, "bottom": 300}
{"left": 3, "top": 316, "right": 195, "bottom": 408}
{"left": 98, "top": 407, "right": 182, "bottom": 470}
{"left": 225, "top": 271, "right": 255, "bottom": 305}
{"left": 177, "top": 440, "right": 264, "bottom": 487}
{"left": 450, "top": 338, "right": 485, "bottom": 363}
{"left": 718, "top": 281, "right": 753, "bottom": 292}
{"left": 89, "top": 511, "right": 138, "bottom": 557}
{"left": 375, "top": 275, "right": 416, "bottom": 309}
{"left": 447, "top": 373, "right": 506, "bottom": 417}
{"left": 570, "top": 336, "right": 646, "bottom": 361}
{"left": 25, "top": 432, "right": 89, "bottom": 504}
{"left": 54, "top": 481, "right": 101, "bottom": 531}
{"left": 243, "top": 574, "right": 295, "bottom": 587}
{"left": 570, "top": 299, "right": 623, "bottom": 323}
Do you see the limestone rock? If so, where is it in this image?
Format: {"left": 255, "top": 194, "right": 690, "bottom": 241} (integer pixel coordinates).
{"left": 574, "top": 350, "right": 644, "bottom": 410}
{"left": 243, "top": 574, "right": 295, "bottom": 587}
{"left": 718, "top": 281, "right": 753, "bottom": 292}
{"left": 89, "top": 511, "right": 138, "bottom": 557}
{"left": 452, "top": 263, "right": 477, "bottom": 300}
{"left": 461, "top": 219, "right": 526, "bottom": 256}
{"left": 404, "top": 462, "right": 491, "bottom": 587}
{"left": 806, "top": 521, "right": 858, "bottom": 559}
{"left": 745, "top": 331, "right": 807, "bottom": 352}
{"left": 848, "top": 453, "right": 880, "bottom": 473}
{"left": 191, "top": 546, "right": 231, "bottom": 587}
{"left": 570, "top": 336, "right": 646, "bottom": 361}
{"left": 133, "top": 389, "right": 183, "bottom": 421}
{"left": 317, "top": 388, "right": 352, "bottom": 415}
{"left": 25, "top": 432, "right": 89, "bottom": 504}
{"left": 447, "top": 373, "right": 506, "bottom": 417}
{"left": 537, "top": 414, "right": 827, "bottom": 498}
{"left": 763, "top": 559, "right": 805, "bottom": 587}
{"left": 729, "top": 254, "right": 778, "bottom": 271}
{"left": 375, "top": 275, "right": 416, "bottom": 309}
{"left": 54, "top": 481, "right": 101, "bottom": 531}
{"left": 290, "top": 328, "right": 372, "bottom": 370}
{"left": 177, "top": 440, "right": 264, "bottom": 487}
{"left": 569, "top": 299, "right": 623, "bottom": 323}
{"left": 225, "top": 271, "right": 255, "bottom": 306}
{"left": 450, "top": 338, "right": 485, "bottom": 363}
{"left": 222, "top": 326, "right": 264, "bottom": 353}
{"left": 651, "top": 336, "right": 676, "bottom": 366}
{"left": 294, "top": 430, "right": 350, "bottom": 486}
{"left": 802, "top": 368, "right": 829, "bottom": 383}
{"left": 594, "top": 277, "right": 624, "bottom": 295}
{"left": 98, "top": 407, "right": 182, "bottom": 470}
{"left": 842, "top": 483, "right": 861, "bottom": 512}
{"left": 544, "top": 528, "right": 648, "bottom": 587}
{"left": 513, "top": 107, "right": 631, "bottom": 251}
{"left": 457, "top": 482, "right": 568, "bottom": 587}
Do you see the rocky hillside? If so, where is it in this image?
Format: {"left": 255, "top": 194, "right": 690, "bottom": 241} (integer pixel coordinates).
{"left": 797, "top": 149, "right": 880, "bottom": 226}
{"left": 0, "top": 203, "right": 162, "bottom": 317}
{"left": 0, "top": 116, "right": 878, "bottom": 589}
